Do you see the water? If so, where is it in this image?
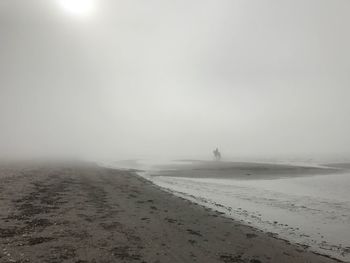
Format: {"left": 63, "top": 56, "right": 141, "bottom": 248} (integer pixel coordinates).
{"left": 104, "top": 159, "right": 350, "bottom": 261}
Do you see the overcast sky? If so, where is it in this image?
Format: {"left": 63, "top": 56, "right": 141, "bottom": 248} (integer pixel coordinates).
{"left": 0, "top": 0, "right": 349, "bottom": 160}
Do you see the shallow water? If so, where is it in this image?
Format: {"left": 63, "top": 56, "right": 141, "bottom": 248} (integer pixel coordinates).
{"left": 104, "top": 159, "right": 350, "bottom": 261}
{"left": 143, "top": 169, "right": 350, "bottom": 261}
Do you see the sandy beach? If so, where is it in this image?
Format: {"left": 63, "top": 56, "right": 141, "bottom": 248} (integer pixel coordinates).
{"left": 149, "top": 160, "right": 342, "bottom": 179}
{"left": 0, "top": 163, "right": 344, "bottom": 263}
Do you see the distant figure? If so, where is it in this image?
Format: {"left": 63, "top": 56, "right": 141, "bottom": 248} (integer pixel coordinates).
{"left": 213, "top": 147, "right": 221, "bottom": 161}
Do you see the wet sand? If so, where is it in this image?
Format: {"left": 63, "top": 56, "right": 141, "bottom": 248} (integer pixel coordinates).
{"left": 0, "top": 163, "right": 344, "bottom": 262}
{"left": 152, "top": 160, "right": 342, "bottom": 179}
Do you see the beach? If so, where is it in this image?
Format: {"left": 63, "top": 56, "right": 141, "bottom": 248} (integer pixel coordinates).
{"left": 0, "top": 162, "right": 344, "bottom": 263}
{"left": 148, "top": 160, "right": 342, "bottom": 179}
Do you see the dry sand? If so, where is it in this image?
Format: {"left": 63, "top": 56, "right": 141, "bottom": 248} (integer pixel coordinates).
{"left": 0, "top": 163, "right": 344, "bottom": 262}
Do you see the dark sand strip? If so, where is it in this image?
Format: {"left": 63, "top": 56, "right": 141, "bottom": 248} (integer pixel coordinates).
{"left": 152, "top": 160, "right": 343, "bottom": 179}
{"left": 0, "top": 163, "right": 343, "bottom": 262}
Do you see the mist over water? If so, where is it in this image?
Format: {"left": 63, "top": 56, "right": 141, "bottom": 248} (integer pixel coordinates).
{"left": 1, "top": 0, "right": 350, "bottom": 161}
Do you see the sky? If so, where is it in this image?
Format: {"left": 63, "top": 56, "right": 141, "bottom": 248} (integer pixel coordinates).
{"left": 0, "top": 0, "right": 349, "bottom": 161}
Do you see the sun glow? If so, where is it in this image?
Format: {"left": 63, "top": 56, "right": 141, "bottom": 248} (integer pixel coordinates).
{"left": 58, "top": 0, "right": 95, "bottom": 16}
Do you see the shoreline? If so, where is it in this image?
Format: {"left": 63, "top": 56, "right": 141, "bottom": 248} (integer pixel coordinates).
{"left": 140, "top": 160, "right": 350, "bottom": 262}
{"left": 142, "top": 173, "right": 348, "bottom": 262}
{"left": 0, "top": 163, "right": 345, "bottom": 262}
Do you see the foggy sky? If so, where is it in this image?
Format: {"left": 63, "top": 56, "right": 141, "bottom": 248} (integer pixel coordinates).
{"left": 1, "top": 0, "right": 350, "bottom": 160}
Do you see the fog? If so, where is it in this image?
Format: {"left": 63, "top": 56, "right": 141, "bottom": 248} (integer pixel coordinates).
{"left": 1, "top": 0, "right": 350, "bottom": 161}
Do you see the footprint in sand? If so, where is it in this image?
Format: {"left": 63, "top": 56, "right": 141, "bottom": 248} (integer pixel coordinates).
{"left": 186, "top": 229, "right": 202, "bottom": 237}
{"left": 164, "top": 217, "right": 177, "bottom": 223}
{"left": 246, "top": 233, "right": 258, "bottom": 239}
